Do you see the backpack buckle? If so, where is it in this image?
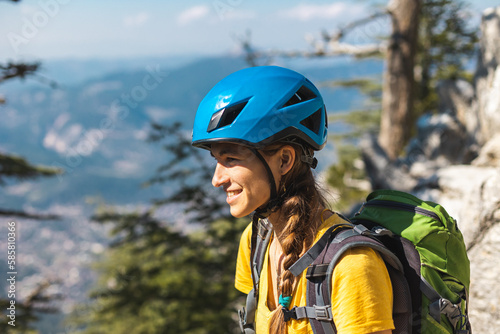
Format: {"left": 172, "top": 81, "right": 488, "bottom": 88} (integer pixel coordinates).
{"left": 314, "top": 305, "right": 332, "bottom": 321}
{"left": 282, "top": 307, "right": 298, "bottom": 322}
{"left": 238, "top": 307, "right": 255, "bottom": 333}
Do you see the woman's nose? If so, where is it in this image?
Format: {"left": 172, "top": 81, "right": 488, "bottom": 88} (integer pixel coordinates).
{"left": 212, "top": 163, "right": 229, "bottom": 188}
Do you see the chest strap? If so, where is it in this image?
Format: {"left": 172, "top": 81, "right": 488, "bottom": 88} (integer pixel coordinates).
{"left": 282, "top": 305, "right": 333, "bottom": 322}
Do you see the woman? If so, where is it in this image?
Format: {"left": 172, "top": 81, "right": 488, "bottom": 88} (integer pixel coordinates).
{"left": 192, "top": 66, "right": 394, "bottom": 334}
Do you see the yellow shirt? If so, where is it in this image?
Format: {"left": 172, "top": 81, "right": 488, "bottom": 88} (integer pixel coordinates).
{"left": 235, "top": 213, "right": 395, "bottom": 334}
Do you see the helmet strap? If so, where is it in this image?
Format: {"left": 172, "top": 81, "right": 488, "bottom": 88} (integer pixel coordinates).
{"left": 250, "top": 148, "right": 283, "bottom": 219}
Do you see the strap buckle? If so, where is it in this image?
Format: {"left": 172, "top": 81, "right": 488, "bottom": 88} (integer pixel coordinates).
{"left": 238, "top": 307, "right": 255, "bottom": 334}
{"left": 429, "top": 297, "right": 467, "bottom": 330}
{"left": 282, "top": 307, "right": 298, "bottom": 322}
{"left": 300, "top": 154, "right": 318, "bottom": 169}
{"left": 314, "top": 305, "right": 332, "bottom": 321}
{"left": 238, "top": 307, "right": 246, "bottom": 332}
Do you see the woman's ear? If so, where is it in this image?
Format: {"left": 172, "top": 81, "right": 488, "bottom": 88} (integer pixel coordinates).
{"left": 279, "top": 145, "right": 296, "bottom": 175}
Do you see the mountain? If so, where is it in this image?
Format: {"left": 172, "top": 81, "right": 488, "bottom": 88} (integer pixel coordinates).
{"left": 1, "top": 55, "right": 383, "bottom": 210}
{"left": 1, "top": 56, "right": 248, "bottom": 209}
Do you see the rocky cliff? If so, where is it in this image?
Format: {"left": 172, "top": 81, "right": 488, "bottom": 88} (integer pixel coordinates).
{"left": 362, "top": 6, "right": 500, "bottom": 333}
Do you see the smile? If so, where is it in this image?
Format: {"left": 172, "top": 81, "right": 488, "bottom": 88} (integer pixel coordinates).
{"left": 227, "top": 190, "right": 242, "bottom": 198}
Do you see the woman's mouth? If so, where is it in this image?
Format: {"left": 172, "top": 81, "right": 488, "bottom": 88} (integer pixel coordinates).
{"left": 226, "top": 189, "right": 242, "bottom": 204}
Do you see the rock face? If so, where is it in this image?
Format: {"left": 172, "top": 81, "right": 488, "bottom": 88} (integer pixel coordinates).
{"left": 362, "top": 6, "right": 500, "bottom": 333}
{"left": 417, "top": 166, "right": 500, "bottom": 333}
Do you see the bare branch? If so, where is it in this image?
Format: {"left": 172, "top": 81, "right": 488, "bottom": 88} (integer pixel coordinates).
{"left": 24, "top": 279, "right": 63, "bottom": 312}
{"left": 236, "top": 30, "right": 258, "bottom": 67}
{"left": 233, "top": 30, "right": 274, "bottom": 66}
{"left": 326, "top": 11, "right": 389, "bottom": 43}
{"left": 252, "top": 42, "right": 386, "bottom": 60}
{"left": 0, "top": 62, "right": 59, "bottom": 104}
{"left": 238, "top": 10, "right": 390, "bottom": 64}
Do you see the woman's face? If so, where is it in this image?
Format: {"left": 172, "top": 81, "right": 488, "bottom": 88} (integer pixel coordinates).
{"left": 210, "top": 143, "right": 282, "bottom": 218}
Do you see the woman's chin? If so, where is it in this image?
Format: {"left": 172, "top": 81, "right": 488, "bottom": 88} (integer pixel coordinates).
{"left": 229, "top": 206, "right": 254, "bottom": 219}
{"left": 230, "top": 209, "right": 248, "bottom": 219}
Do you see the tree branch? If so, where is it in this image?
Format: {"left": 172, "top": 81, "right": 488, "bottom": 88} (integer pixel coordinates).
{"left": 0, "top": 62, "right": 58, "bottom": 100}
{"left": 0, "top": 208, "right": 60, "bottom": 220}
{"left": 325, "top": 11, "right": 389, "bottom": 43}
{"left": 0, "top": 62, "right": 40, "bottom": 83}
{"left": 0, "top": 153, "right": 62, "bottom": 185}
{"left": 238, "top": 10, "right": 389, "bottom": 64}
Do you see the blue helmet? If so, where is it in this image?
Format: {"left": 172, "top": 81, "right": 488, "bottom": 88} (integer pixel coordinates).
{"left": 192, "top": 66, "right": 327, "bottom": 151}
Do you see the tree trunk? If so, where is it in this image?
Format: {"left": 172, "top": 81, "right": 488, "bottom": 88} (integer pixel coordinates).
{"left": 379, "top": 0, "right": 421, "bottom": 160}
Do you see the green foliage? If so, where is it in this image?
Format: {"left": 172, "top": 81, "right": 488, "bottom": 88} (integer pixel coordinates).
{"left": 324, "top": 78, "right": 382, "bottom": 141}
{"left": 323, "top": 79, "right": 380, "bottom": 211}
{"left": 326, "top": 144, "right": 370, "bottom": 212}
{"left": 0, "top": 2, "right": 63, "bottom": 330}
{"left": 329, "top": 78, "right": 383, "bottom": 103}
{"left": 0, "top": 25, "right": 62, "bottom": 220}
{"left": 70, "top": 122, "right": 245, "bottom": 333}
{"left": 0, "top": 153, "right": 62, "bottom": 218}
{"left": 329, "top": 108, "right": 381, "bottom": 141}
{"left": 414, "top": 0, "right": 478, "bottom": 117}
{"left": 71, "top": 211, "right": 247, "bottom": 334}
{"left": 0, "top": 281, "right": 62, "bottom": 334}
{"left": 0, "top": 153, "right": 61, "bottom": 185}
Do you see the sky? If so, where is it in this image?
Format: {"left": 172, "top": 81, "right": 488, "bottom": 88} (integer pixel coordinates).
{"left": 0, "top": 0, "right": 498, "bottom": 62}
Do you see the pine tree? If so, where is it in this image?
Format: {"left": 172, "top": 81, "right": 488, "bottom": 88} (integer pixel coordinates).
{"left": 414, "top": 0, "right": 478, "bottom": 118}
{"left": 0, "top": 3, "right": 62, "bottom": 219}
{"left": 0, "top": 2, "right": 63, "bottom": 332}
{"left": 0, "top": 280, "right": 62, "bottom": 334}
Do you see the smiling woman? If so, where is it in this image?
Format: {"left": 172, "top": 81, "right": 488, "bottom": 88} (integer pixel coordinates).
{"left": 191, "top": 66, "right": 394, "bottom": 334}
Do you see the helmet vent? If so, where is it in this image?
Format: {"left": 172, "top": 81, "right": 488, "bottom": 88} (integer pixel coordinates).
{"left": 300, "top": 108, "right": 323, "bottom": 135}
{"left": 207, "top": 101, "right": 248, "bottom": 132}
{"left": 282, "top": 85, "right": 317, "bottom": 108}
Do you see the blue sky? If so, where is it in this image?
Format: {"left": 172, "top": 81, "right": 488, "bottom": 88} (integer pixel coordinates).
{"left": 0, "top": 0, "right": 498, "bottom": 61}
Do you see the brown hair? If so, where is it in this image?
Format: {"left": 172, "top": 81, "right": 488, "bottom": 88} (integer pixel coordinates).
{"left": 262, "top": 143, "right": 327, "bottom": 333}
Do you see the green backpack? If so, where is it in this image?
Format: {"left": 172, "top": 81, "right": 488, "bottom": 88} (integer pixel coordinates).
{"left": 238, "top": 189, "right": 471, "bottom": 333}
{"left": 349, "top": 189, "right": 471, "bottom": 333}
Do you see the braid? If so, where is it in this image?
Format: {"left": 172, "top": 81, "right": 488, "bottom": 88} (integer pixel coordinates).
{"left": 266, "top": 144, "right": 326, "bottom": 334}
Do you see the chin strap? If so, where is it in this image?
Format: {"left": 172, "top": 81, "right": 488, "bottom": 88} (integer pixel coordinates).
{"left": 250, "top": 145, "right": 316, "bottom": 219}
{"left": 249, "top": 148, "right": 283, "bottom": 219}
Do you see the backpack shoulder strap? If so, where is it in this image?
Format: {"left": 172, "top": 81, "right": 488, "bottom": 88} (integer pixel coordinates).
{"left": 252, "top": 218, "right": 273, "bottom": 286}
{"left": 302, "top": 225, "right": 410, "bottom": 334}
{"left": 238, "top": 218, "right": 272, "bottom": 333}
{"left": 288, "top": 224, "right": 347, "bottom": 276}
